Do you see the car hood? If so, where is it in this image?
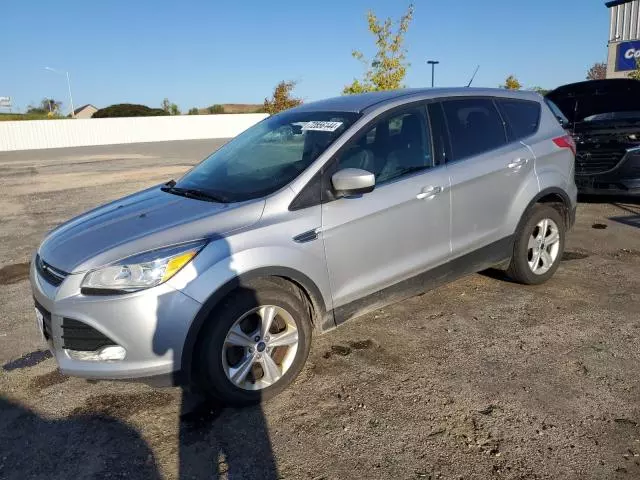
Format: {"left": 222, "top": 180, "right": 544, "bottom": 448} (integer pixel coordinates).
{"left": 546, "top": 79, "right": 640, "bottom": 123}
{"left": 38, "top": 185, "right": 265, "bottom": 273}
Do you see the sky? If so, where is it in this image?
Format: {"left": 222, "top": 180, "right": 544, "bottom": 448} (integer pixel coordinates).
{"left": 2, "top": 0, "right": 610, "bottom": 114}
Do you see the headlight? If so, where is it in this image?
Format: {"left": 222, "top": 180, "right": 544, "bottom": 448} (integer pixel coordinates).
{"left": 81, "top": 241, "right": 206, "bottom": 293}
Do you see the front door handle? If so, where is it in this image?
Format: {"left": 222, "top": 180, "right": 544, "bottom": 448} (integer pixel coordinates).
{"left": 416, "top": 185, "right": 442, "bottom": 200}
{"left": 508, "top": 158, "right": 528, "bottom": 169}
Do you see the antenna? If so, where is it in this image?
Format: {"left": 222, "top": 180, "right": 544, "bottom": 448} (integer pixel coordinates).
{"left": 466, "top": 65, "right": 480, "bottom": 87}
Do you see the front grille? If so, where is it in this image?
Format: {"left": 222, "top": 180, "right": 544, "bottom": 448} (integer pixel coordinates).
{"left": 34, "top": 300, "right": 52, "bottom": 340}
{"left": 575, "top": 149, "right": 625, "bottom": 175}
{"left": 61, "top": 318, "right": 116, "bottom": 351}
{"left": 35, "top": 254, "right": 69, "bottom": 287}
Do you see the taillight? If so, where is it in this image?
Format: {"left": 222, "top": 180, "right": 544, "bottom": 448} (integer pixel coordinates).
{"left": 553, "top": 135, "right": 576, "bottom": 156}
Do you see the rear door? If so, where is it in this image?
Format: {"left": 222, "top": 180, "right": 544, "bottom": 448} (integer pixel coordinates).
{"left": 442, "top": 97, "right": 536, "bottom": 257}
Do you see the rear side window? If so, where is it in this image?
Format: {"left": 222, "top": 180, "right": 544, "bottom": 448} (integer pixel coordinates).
{"left": 497, "top": 99, "right": 541, "bottom": 140}
{"left": 441, "top": 98, "right": 508, "bottom": 161}
{"left": 545, "top": 99, "right": 569, "bottom": 127}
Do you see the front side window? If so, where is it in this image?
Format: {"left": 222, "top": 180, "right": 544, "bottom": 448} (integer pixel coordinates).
{"left": 335, "top": 106, "right": 433, "bottom": 185}
{"left": 441, "top": 98, "right": 508, "bottom": 161}
{"left": 497, "top": 99, "right": 541, "bottom": 140}
{"left": 175, "top": 110, "right": 359, "bottom": 202}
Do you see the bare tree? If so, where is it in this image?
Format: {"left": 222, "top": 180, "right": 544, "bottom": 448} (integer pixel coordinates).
{"left": 586, "top": 62, "right": 607, "bottom": 80}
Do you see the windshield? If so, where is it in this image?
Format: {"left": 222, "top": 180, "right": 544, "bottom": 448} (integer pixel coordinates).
{"left": 175, "top": 110, "right": 359, "bottom": 202}
{"left": 583, "top": 111, "right": 640, "bottom": 122}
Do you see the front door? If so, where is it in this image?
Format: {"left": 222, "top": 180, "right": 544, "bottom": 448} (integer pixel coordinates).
{"left": 321, "top": 104, "right": 451, "bottom": 318}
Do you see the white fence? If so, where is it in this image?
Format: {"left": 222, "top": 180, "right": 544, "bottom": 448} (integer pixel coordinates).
{"left": 0, "top": 113, "right": 268, "bottom": 152}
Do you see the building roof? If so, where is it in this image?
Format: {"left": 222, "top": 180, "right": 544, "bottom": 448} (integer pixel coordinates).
{"left": 605, "top": 0, "right": 635, "bottom": 8}
{"left": 290, "top": 88, "right": 541, "bottom": 114}
{"left": 73, "top": 104, "right": 97, "bottom": 115}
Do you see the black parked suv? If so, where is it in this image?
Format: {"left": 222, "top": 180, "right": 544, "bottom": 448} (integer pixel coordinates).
{"left": 546, "top": 79, "right": 640, "bottom": 196}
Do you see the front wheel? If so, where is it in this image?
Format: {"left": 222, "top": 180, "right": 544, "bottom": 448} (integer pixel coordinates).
{"left": 506, "top": 204, "right": 565, "bottom": 285}
{"left": 195, "top": 279, "right": 312, "bottom": 405}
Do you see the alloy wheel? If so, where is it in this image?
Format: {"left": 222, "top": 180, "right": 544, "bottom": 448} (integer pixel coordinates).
{"left": 221, "top": 305, "right": 299, "bottom": 391}
{"left": 527, "top": 218, "right": 561, "bottom": 275}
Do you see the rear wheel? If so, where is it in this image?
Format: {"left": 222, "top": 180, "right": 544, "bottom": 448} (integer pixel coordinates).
{"left": 506, "top": 204, "right": 565, "bottom": 285}
{"left": 196, "top": 279, "right": 312, "bottom": 405}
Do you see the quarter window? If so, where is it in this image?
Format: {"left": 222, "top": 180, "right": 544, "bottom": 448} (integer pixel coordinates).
{"left": 441, "top": 98, "right": 508, "bottom": 161}
{"left": 497, "top": 99, "right": 541, "bottom": 140}
{"left": 545, "top": 99, "right": 569, "bottom": 127}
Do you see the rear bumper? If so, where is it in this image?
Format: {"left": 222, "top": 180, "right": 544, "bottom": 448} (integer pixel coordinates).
{"left": 575, "top": 149, "right": 640, "bottom": 196}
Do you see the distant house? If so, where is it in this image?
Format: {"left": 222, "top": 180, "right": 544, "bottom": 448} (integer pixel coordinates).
{"left": 72, "top": 104, "right": 98, "bottom": 119}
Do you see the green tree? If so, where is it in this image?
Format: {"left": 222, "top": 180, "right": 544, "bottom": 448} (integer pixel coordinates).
{"left": 26, "top": 105, "right": 47, "bottom": 115}
{"left": 161, "top": 98, "right": 180, "bottom": 115}
{"left": 343, "top": 4, "right": 414, "bottom": 94}
{"left": 206, "top": 104, "right": 225, "bottom": 114}
{"left": 29, "top": 98, "right": 62, "bottom": 115}
{"left": 628, "top": 58, "right": 640, "bottom": 81}
{"left": 263, "top": 81, "right": 303, "bottom": 114}
{"left": 586, "top": 62, "right": 607, "bottom": 80}
{"left": 188, "top": 107, "right": 199, "bottom": 115}
{"left": 502, "top": 75, "right": 522, "bottom": 90}
{"left": 92, "top": 104, "right": 168, "bottom": 118}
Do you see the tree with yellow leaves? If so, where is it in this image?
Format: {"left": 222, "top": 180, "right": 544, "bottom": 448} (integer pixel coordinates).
{"left": 343, "top": 4, "right": 414, "bottom": 95}
{"left": 263, "top": 81, "right": 303, "bottom": 114}
{"left": 502, "top": 75, "right": 522, "bottom": 90}
{"left": 628, "top": 58, "right": 640, "bottom": 81}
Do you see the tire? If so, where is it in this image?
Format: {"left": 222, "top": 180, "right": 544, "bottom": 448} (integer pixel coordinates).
{"left": 195, "top": 278, "right": 312, "bottom": 405}
{"left": 506, "top": 204, "right": 565, "bottom": 285}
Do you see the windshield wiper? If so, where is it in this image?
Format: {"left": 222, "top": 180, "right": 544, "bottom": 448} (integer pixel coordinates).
{"left": 161, "top": 186, "right": 228, "bottom": 203}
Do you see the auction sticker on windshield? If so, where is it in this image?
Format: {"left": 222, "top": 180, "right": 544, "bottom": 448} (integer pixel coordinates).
{"left": 302, "top": 121, "right": 343, "bottom": 132}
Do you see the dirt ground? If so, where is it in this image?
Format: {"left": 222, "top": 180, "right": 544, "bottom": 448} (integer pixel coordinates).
{"left": 1, "top": 140, "right": 639, "bottom": 480}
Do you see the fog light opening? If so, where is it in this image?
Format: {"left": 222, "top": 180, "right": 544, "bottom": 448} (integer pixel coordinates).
{"left": 98, "top": 346, "right": 127, "bottom": 361}
{"left": 67, "top": 345, "right": 126, "bottom": 361}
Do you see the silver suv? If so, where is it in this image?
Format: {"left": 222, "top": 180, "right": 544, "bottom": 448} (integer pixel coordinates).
{"left": 30, "top": 88, "right": 577, "bottom": 404}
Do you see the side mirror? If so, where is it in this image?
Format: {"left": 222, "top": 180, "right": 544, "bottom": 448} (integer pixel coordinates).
{"left": 331, "top": 168, "right": 375, "bottom": 196}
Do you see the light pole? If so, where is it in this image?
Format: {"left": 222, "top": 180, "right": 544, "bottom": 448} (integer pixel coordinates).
{"left": 427, "top": 60, "right": 440, "bottom": 88}
{"left": 45, "top": 67, "right": 75, "bottom": 118}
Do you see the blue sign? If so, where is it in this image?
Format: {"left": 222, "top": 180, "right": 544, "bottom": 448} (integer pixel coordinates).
{"left": 616, "top": 41, "right": 640, "bottom": 71}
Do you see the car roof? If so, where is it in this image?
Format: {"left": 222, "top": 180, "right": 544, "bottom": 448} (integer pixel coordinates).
{"left": 290, "top": 87, "right": 542, "bottom": 114}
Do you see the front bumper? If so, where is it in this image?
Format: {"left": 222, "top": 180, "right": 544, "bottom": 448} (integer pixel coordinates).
{"left": 29, "top": 254, "right": 202, "bottom": 383}
{"left": 576, "top": 148, "right": 640, "bottom": 196}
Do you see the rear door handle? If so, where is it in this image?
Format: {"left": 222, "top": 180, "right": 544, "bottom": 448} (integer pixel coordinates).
{"left": 416, "top": 185, "right": 442, "bottom": 200}
{"left": 508, "top": 158, "right": 528, "bottom": 169}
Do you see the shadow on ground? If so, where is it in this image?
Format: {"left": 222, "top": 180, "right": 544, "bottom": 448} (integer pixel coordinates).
{"left": 609, "top": 202, "right": 640, "bottom": 229}
{"left": 178, "top": 393, "right": 278, "bottom": 478}
{"left": 0, "top": 396, "right": 162, "bottom": 479}
{"left": 0, "top": 392, "right": 278, "bottom": 479}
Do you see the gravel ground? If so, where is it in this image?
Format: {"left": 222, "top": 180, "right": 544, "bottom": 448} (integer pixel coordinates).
{"left": 0, "top": 140, "right": 639, "bottom": 480}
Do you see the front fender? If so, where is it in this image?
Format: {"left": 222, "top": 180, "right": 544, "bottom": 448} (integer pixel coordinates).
{"left": 170, "top": 244, "right": 334, "bottom": 387}
{"left": 172, "top": 245, "right": 332, "bottom": 311}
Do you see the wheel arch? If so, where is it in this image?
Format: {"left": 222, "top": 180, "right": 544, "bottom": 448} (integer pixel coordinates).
{"left": 179, "top": 266, "right": 332, "bottom": 388}
{"left": 527, "top": 187, "right": 574, "bottom": 230}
